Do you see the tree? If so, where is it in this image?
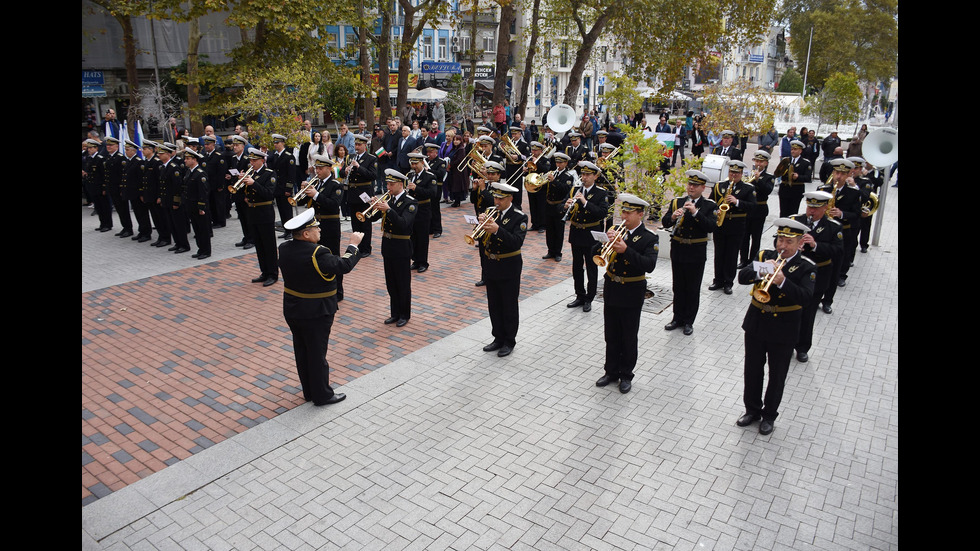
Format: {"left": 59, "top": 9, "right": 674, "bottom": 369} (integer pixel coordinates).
{"left": 393, "top": 0, "right": 451, "bottom": 117}
{"left": 601, "top": 73, "right": 644, "bottom": 123}
{"left": 801, "top": 71, "right": 862, "bottom": 129}
{"left": 515, "top": 0, "right": 542, "bottom": 118}
{"left": 86, "top": 0, "right": 145, "bottom": 136}
{"left": 610, "top": 124, "right": 669, "bottom": 212}
{"left": 777, "top": 67, "right": 804, "bottom": 94}
{"left": 491, "top": 0, "right": 517, "bottom": 107}
{"left": 700, "top": 77, "right": 780, "bottom": 138}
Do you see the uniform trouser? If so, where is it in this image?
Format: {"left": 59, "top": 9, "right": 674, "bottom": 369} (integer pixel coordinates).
{"left": 92, "top": 189, "right": 113, "bottom": 229}
{"left": 820, "top": 257, "right": 843, "bottom": 307}
{"left": 527, "top": 188, "right": 546, "bottom": 229}
{"left": 412, "top": 208, "right": 432, "bottom": 266}
{"left": 743, "top": 331, "right": 794, "bottom": 422}
{"left": 210, "top": 189, "right": 228, "bottom": 226}
{"left": 486, "top": 275, "right": 520, "bottom": 346}
{"left": 859, "top": 215, "right": 873, "bottom": 249}
{"left": 740, "top": 214, "right": 767, "bottom": 265}
{"left": 191, "top": 209, "right": 212, "bottom": 255}
{"left": 348, "top": 197, "right": 372, "bottom": 254}
{"left": 603, "top": 300, "right": 642, "bottom": 381}
{"left": 168, "top": 206, "right": 190, "bottom": 249}
{"left": 671, "top": 259, "right": 706, "bottom": 325}
{"left": 430, "top": 188, "right": 443, "bottom": 233}
{"left": 712, "top": 225, "right": 745, "bottom": 287}
{"left": 249, "top": 217, "right": 278, "bottom": 279}
{"left": 110, "top": 190, "right": 133, "bottom": 231}
{"left": 839, "top": 227, "right": 858, "bottom": 279}
{"left": 544, "top": 210, "right": 565, "bottom": 256}
{"left": 131, "top": 198, "right": 152, "bottom": 237}
{"left": 383, "top": 251, "right": 412, "bottom": 320}
{"left": 149, "top": 202, "right": 171, "bottom": 242}
{"left": 571, "top": 244, "right": 599, "bottom": 301}
{"left": 778, "top": 185, "right": 805, "bottom": 218}
{"left": 796, "top": 281, "right": 828, "bottom": 354}
{"left": 286, "top": 314, "right": 337, "bottom": 405}
{"left": 275, "top": 194, "right": 295, "bottom": 229}
{"left": 234, "top": 196, "right": 251, "bottom": 242}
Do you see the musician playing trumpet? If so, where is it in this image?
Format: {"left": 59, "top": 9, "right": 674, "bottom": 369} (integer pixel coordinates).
{"left": 594, "top": 194, "right": 659, "bottom": 394}
{"left": 736, "top": 218, "right": 816, "bottom": 436}
{"left": 478, "top": 182, "right": 527, "bottom": 358}
{"left": 365, "top": 169, "right": 418, "bottom": 327}
{"left": 304, "top": 154, "right": 346, "bottom": 300}
{"left": 564, "top": 161, "right": 609, "bottom": 313}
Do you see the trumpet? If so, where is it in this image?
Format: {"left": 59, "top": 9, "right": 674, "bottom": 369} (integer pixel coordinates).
{"left": 289, "top": 177, "right": 321, "bottom": 207}
{"left": 355, "top": 191, "right": 391, "bottom": 222}
{"left": 593, "top": 223, "right": 629, "bottom": 267}
{"left": 228, "top": 166, "right": 256, "bottom": 194}
{"left": 464, "top": 206, "right": 499, "bottom": 245}
{"left": 751, "top": 254, "right": 788, "bottom": 303}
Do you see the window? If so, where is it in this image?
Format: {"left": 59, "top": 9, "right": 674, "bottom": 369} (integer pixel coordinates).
{"left": 460, "top": 35, "right": 472, "bottom": 55}
{"left": 560, "top": 44, "right": 568, "bottom": 68}
{"left": 601, "top": 46, "right": 607, "bottom": 63}
{"left": 438, "top": 36, "right": 447, "bottom": 60}
{"left": 423, "top": 35, "right": 433, "bottom": 59}
{"left": 482, "top": 34, "right": 495, "bottom": 53}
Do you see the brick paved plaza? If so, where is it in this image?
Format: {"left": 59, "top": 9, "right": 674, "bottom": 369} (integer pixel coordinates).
{"left": 83, "top": 174, "right": 898, "bottom": 550}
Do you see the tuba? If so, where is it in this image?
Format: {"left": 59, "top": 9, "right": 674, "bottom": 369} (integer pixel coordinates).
{"left": 547, "top": 104, "right": 577, "bottom": 137}
{"left": 862, "top": 128, "right": 899, "bottom": 168}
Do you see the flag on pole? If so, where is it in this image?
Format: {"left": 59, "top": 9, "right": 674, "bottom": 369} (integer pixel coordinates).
{"left": 134, "top": 120, "right": 145, "bottom": 158}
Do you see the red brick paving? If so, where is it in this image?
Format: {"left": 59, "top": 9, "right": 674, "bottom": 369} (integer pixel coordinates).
{"left": 82, "top": 199, "right": 576, "bottom": 505}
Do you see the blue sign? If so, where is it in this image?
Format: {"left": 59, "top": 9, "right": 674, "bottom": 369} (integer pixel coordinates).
{"left": 82, "top": 70, "right": 105, "bottom": 86}
{"left": 421, "top": 61, "right": 461, "bottom": 74}
{"left": 748, "top": 54, "right": 765, "bottom": 63}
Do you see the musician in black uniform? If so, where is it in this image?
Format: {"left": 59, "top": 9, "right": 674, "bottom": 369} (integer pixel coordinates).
{"left": 565, "top": 131, "right": 588, "bottom": 167}
{"left": 564, "top": 161, "right": 609, "bottom": 313}
{"left": 165, "top": 143, "right": 192, "bottom": 254}
{"left": 123, "top": 140, "right": 153, "bottom": 243}
{"left": 182, "top": 148, "right": 212, "bottom": 259}
{"left": 227, "top": 136, "right": 254, "bottom": 250}
{"left": 594, "top": 194, "right": 659, "bottom": 394}
{"left": 735, "top": 218, "right": 816, "bottom": 436}
{"left": 596, "top": 142, "right": 621, "bottom": 230}
{"left": 817, "top": 158, "right": 862, "bottom": 308}
{"left": 791, "top": 191, "right": 843, "bottom": 362}
{"left": 709, "top": 160, "right": 757, "bottom": 294}
{"left": 269, "top": 134, "right": 298, "bottom": 239}
{"left": 84, "top": 139, "right": 113, "bottom": 232}
{"left": 501, "top": 126, "right": 530, "bottom": 210}
{"left": 478, "top": 182, "right": 528, "bottom": 357}
{"left": 103, "top": 137, "right": 134, "bottom": 238}
{"left": 240, "top": 148, "right": 280, "bottom": 285}
{"left": 470, "top": 158, "right": 502, "bottom": 287}
{"left": 846, "top": 156, "right": 872, "bottom": 266}
{"left": 739, "top": 151, "right": 775, "bottom": 268}
{"left": 406, "top": 153, "right": 436, "bottom": 273}
{"left": 424, "top": 143, "right": 445, "bottom": 238}
{"left": 201, "top": 135, "right": 228, "bottom": 229}
{"left": 155, "top": 142, "right": 182, "bottom": 249}
{"left": 344, "top": 134, "right": 379, "bottom": 257}
{"left": 140, "top": 141, "right": 167, "bottom": 247}
{"left": 542, "top": 152, "right": 573, "bottom": 261}
{"left": 367, "top": 169, "right": 418, "bottom": 326}
{"left": 775, "top": 139, "right": 811, "bottom": 217}
{"left": 856, "top": 158, "right": 882, "bottom": 253}
{"left": 662, "top": 170, "right": 717, "bottom": 335}
{"left": 525, "top": 141, "right": 550, "bottom": 233}
{"left": 710, "top": 129, "right": 743, "bottom": 161}
{"left": 279, "top": 209, "right": 363, "bottom": 406}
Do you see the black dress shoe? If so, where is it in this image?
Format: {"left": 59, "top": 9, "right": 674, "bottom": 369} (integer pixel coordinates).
{"left": 554, "top": 254, "right": 562, "bottom": 262}
{"left": 196, "top": 254, "right": 210, "bottom": 260}
{"left": 708, "top": 282, "right": 723, "bottom": 291}
{"left": 664, "top": 320, "right": 680, "bottom": 331}
{"left": 618, "top": 380, "right": 631, "bottom": 394}
{"left": 737, "top": 261, "right": 751, "bottom": 269}
{"left": 114, "top": 230, "right": 125, "bottom": 236}
{"left": 838, "top": 279, "right": 846, "bottom": 287}
{"left": 475, "top": 280, "right": 485, "bottom": 287}
{"left": 417, "top": 265, "right": 428, "bottom": 273}
{"left": 432, "top": 232, "right": 441, "bottom": 238}
{"left": 736, "top": 413, "right": 760, "bottom": 427}
{"left": 497, "top": 344, "right": 513, "bottom": 357}
{"left": 98, "top": 227, "right": 112, "bottom": 232}
{"left": 723, "top": 286, "right": 733, "bottom": 295}
{"left": 483, "top": 340, "right": 503, "bottom": 352}
{"left": 682, "top": 324, "right": 694, "bottom": 336}
{"left": 596, "top": 374, "right": 618, "bottom": 387}
{"left": 174, "top": 247, "right": 190, "bottom": 254}
{"left": 396, "top": 318, "right": 408, "bottom": 327}
{"left": 860, "top": 247, "right": 868, "bottom": 253}
{"left": 384, "top": 316, "right": 398, "bottom": 325}
{"left": 314, "top": 393, "right": 347, "bottom": 406}
{"left": 359, "top": 251, "right": 372, "bottom": 258}
{"left": 542, "top": 254, "right": 555, "bottom": 259}
{"left": 821, "top": 304, "right": 833, "bottom": 314}
{"left": 131, "top": 234, "right": 141, "bottom": 240}
{"left": 251, "top": 275, "right": 267, "bottom": 283}
{"left": 192, "top": 253, "right": 200, "bottom": 259}
{"left": 235, "top": 240, "right": 248, "bottom": 247}
{"left": 537, "top": 228, "right": 546, "bottom": 233}
{"left": 262, "top": 277, "right": 278, "bottom": 287}
{"left": 242, "top": 242, "right": 254, "bottom": 250}
{"left": 167, "top": 245, "right": 179, "bottom": 251}
{"left": 118, "top": 230, "right": 134, "bottom": 238}
{"left": 567, "top": 298, "right": 584, "bottom": 308}
{"left": 796, "top": 351, "right": 809, "bottom": 362}
{"left": 583, "top": 302, "right": 592, "bottom": 313}
{"left": 137, "top": 235, "right": 152, "bottom": 243}
{"left": 410, "top": 263, "right": 419, "bottom": 270}
{"left": 759, "top": 419, "right": 774, "bottom": 435}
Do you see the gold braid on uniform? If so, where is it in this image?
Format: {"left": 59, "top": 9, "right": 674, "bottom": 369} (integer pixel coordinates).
{"left": 311, "top": 245, "right": 337, "bottom": 282}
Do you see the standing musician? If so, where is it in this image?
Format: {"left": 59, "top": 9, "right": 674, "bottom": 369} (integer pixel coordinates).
{"left": 269, "top": 134, "right": 298, "bottom": 240}
{"left": 565, "top": 131, "right": 588, "bottom": 167}
{"left": 710, "top": 129, "right": 743, "bottom": 161}
{"left": 791, "top": 191, "right": 843, "bottom": 363}
{"left": 344, "top": 134, "right": 379, "bottom": 257}
{"left": 302, "top": 154, "right": 346, "bottom": 300}
{"left": 182, "top": 148, "right": 211, "bottom": 260}
{"left": 502, "top": 125, "right": 531, "bottom": 210}
{"left": 424, "top": 143, "right": 446, "bottom": 238}
{"left": 227, "top": 135, "right": 254, "bottom": 250}
{"left": 739, "top": 151, "right": 776, "bottom": 269}
{"left": 816, "top": 158, "right": 862, "bottom": 304}
{"left": 542, "top": 151, "right": 572, "bottom": 262}
{"left": 156, "top": 142, "right": 182, "bottom": 249}
{"left": 661, "top": 170, "right": 718, "bottom": 335}
{"left": 525, "top": 141, "right": 551, "bottom": 233}
{"left": 103, "top": 136, "right": 134, "bottom": 238}
{"left": 240, "top": 148, "right": 279, "bottom": 286}
{"left": 83, "top": 138, "right": 113, "bottom": 232}
{"left": 478, "top": 182, "right": 528, "bottom": 358}
{"left": 406, "top": 153, "right": 436, "bottom": 273}
{"left": 279, "top": 209, "right": 363, "bottom": 406}
{"left": 140, "top": 140, "right": 168, "bottom": 247}
{"left": 775, "top": 139, "right": 811, "bottom": 217}
{"left": 596, "top": 142, "right": 621, "bottom": 230}
{"left": 165, "top": 142, "right": 192, "bottom": 255}
{"left": 594, "top": 194, "right": 659, "bottom": 394}
{"left": 366, "top": 169, "right": 418, "bottom": 327}
{"left": 735, "top": 218, "right": 816, "bottom": 436}
{"left": 564, "top": 161, "right": 609, "bottom": 313}
{"left": 709, "top": 160, "right": 757, "bottom": 294}
{"left": 593, "top": 130, "right": 609, "bottom": 158}
{"left": 857, "top": 158, "right": 882, "bottom": 254}
{"left": 470, "top": 160, "right": 505, "bottom": 287}
{"left": 847, "top": 155, "right": 875, "bottom": 260}
{"left": 123, "top": 139, "right": 153, "bottom": 243}
{"left": 201, "top": 135, "right": 228, "bottom": 229}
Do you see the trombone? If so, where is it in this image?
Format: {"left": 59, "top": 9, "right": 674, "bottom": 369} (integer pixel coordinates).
{"left": 355, "top": 191, "right": 391, "bottom": 222}
{"left": 751, "top": 254, "right": 788, "bottom": 303}
{"left": 464, "top": 206, "right": 499, "bottom": 245}
{"left": 593, "top": 223, "right": 629, "bottom": 267}
{"left": 227, "top": 166, "right": 256, "bottom": 194}
{"left": 288, "top": 177, "right": 322, "bottom": 207}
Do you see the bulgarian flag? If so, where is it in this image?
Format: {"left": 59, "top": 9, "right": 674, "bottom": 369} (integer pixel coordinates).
{"left": 655, "top": 133, "right": 674, "bottom": 158}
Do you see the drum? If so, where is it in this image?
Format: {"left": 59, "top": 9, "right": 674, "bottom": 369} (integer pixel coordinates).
{"left": 701, "top": 154, "right": 730, "bottom": 184}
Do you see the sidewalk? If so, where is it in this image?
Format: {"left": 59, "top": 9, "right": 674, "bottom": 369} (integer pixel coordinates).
{"left": 83, "top": 185, "right": 898, "bottom": 550}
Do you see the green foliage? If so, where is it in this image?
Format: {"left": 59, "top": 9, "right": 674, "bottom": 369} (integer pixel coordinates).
{"left": 602, "top": 73, "right": 644, "bottom": 121}
{"left": 700, "top": 78, "right": 780, "bottom": 137}
{"left": 801, "top": 71, "right": 862, "bottom": 128}
{"left": 612, "top": 124, "right": 670, "bottom": 211}
{"left": 445, "top": 73, "right": 475, "bottom": 123}
{"left": 777, "top": 67, "right": 804, "bottom": 94}
{"left": 318, "top": 66, "right": 367, "bottom": 122}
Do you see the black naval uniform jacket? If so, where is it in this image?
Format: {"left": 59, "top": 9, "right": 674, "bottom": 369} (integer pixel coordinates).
{"left": 790, "top": 213, "right": 843, "bottom": 295}
{"left": 368, "top": 191, "right": 417, "bottom": 259}
{"left": 470, "top": 182, "right": 495, "bottom": 216}
{"left": 567, "top": 184, "right": 608, "bottom": 247}
{"left": 141, "top": 155, "right": 161, "bottom": 203}
{"left": 345, "top": 152, "right": 379, "bottom": 207}
{"left": 545, "top": 167, "right": 573, "bottom": 217}
{"left": 280, "top": 240, "right": 360, "bottom": 319}
{"left": 566, "top": 143, "right": 589, "bottom": 166}
{"left": 710, "top": 180, "right": 757, "bottom": 233}
{"left": 738, "top": 250, "right": 817, "bottom": 343}
{"left": 407, "top": 169, "right": 437, "bottom": 216}
{"left": 244, "top": 166, "right": 277, "bottom": 223}
{"left": 479, "top": 205, "right": 528, "bottom": 280}
{"left": 159, "top": 159, "right": 182, "bottom": 209}
{"left": 710, "top": 144, "right": 743, "bottom": 161}
{"left": 122, "top": 154, "right": 143, "bottom": 201}
{"left": 184, "top": 165, "right": 209, "bottom": 213}
{"left": 600, "top": 224, "right": 659, "bottom": 307}
{"left": 270, "top": 149, "right": 297, "bottom": 194}
{"left": 817, "top": 183, "right": 862, "bottom": 231}
{"left": 749, "top": 172, "right": 775, "bottom": 219}
{"left": 661, "top": 195, "right": 717, "bottom": 263}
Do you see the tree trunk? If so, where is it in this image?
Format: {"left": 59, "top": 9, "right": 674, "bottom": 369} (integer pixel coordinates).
{"left": 516, "top": 0, "right": 541, "bottom": 119}
{"left": 467, "top": 1, "right": 479, "bottom": 115}
{"left": 120, "top": 13, "right": 139, "bottom": 138}
{"left": 375, "top": 1, "right": 393, "bottom": 122}
{"left": 357, "top": 0, "right": 374, "bottom": 128}
{"left": 492, "top": 3, "right": 516, "bottom": 107}
{"left": 187, "top": 16, "right": 203, "bottom": 136}
{"left": 396, "top": 7, "right": 416, "bottom": 119}
{"left": 562, "top": 11, "right": 611, "bottom": 107}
